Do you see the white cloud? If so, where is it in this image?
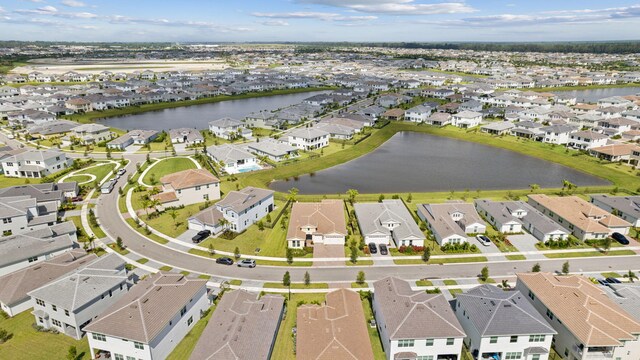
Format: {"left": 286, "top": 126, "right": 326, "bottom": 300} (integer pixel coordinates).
{"left": 61, "top": 0, "right": 87, "bottom": 7}
{"left": 15, "top": 5, "right": 98, "bottom": 18}
{"left": 296, "top": 0, "right": 477, "bottom": 15}
{"left": 260, "top": 20, "right": 290, "bottom": 26}
{"left": 108, "top": 15, "right": 253, "bottom": 33}
{"left": 252, "top": 11, "right": 376, "bottom": 22}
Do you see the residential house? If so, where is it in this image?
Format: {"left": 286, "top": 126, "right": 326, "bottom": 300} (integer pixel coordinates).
{"left": 286, "top": 200, "right": 347, "bottom": 248}
{"left": 0, "top": 149, "right": 72, "bottom": 178}
{"left": 246, "top": 139, "right": 298, "bottom": 162}
{"left": 0, "top": 182, "right": 78, "bottom": 207}
{"left": 189, "top": 186, "right": 274, "bottom": 234}
{"left": 0, "top": 221, "right": 76, "bottom": 276}
{"left": 454, "top": 285, "right": 556, "bottom": 360}
{"left": 404, "top": 105, "right": 433, "bottom": 123}
{"left": 29, "top": 254, "right": 132, "bottom": 340}
{"left": 451, "top": 111, "right": 482, "bottom": 128}
{"left": 373, "top": 277, "right": 466, "bottom": 360}
{"left": 568, "top": 131, "right": 609, "bottom": 150}
{"left": 287, "top": 127, "right": 329, "bottom": 150}
{"left": 459, "top": 100, "right": 483, "bottom": 112}
{"left": 153, "top": 168, "right": 220, "bottom": 207}
{"left": 590, "top": 194, "right": 640, "bottom": 227}
{"left": 603, "top": 283, "right": 640, "bottom": 322}
{"left": 516, "top": 272, "right": 640, "bottom": 360}
{"left": 354, "top": 200, "right": 425, "bottom": 247}
{"left": 510, "top": 121, "right": 544, "bottom": 140}
{"left": 527, "top": 195, "right": 631, "bottom": 241}
{"left": 28, "top": 120, "right": 78, "bottom": 139}
{"left": 540, "top": 125, "right": 578, "bottom": 145}
{"left": 107, "top": 130, "right": 159, "bottom": 150}
{"left": 0, "top": 195, "right": 60, "bottom": 237}
{"left": 297, "top": 289, "right": 374, "bottom": 360}
{"left": 382, "top": 108, "right": 405, "bottom": 121}
{"left": 206, "top": 144, "right": 260, "bottom": 174}
{"left": 480, "top": 121, "right": 515, "bottom": 135}
{"left": 208, "top": 117, "right": 252, "bottom": 140}
{"left": 169, "top": 128, "right": 204, "bottom": 145}
{"left": 0, "top": 250, "right": 96, "bottom": 317}
{"left": 427, "top": 112, "right": 452, "bottom": 126}
{"left": 417, "top": 202, "right": 486, "bottom": 245}
{"left": 69, "top": 124, "right": 112, "bottom": 145}
{"left": 85, "top": 273, "right": 209, "bottom": 360}
{"left": 190, "top": 290, "right": 284, "bottom": 360}
{"left": 589, "top": 143, "right": 640, "bottom": 164}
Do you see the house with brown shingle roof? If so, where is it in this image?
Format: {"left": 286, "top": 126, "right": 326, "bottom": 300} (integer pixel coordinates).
{"left": 589, "top": 143, "right": 640, "bottom": 164}
{"left": 153, "top": 168, "right": 220, "bottom": 207}
{"left": 85, "top": 272, "right": 209, "bottom": 360}
{"left": 373, "top": 277, "right": 466, "bottom": 360}
{"left": 297, "top": 289, "right": 374, "bottom": 360}
{"left": 516, "top": 272, "right": 640, "bottom": 360}
{"left": 527, "top": 195, "right": 631, "bottom": 241}
{"left": 286, "top": 200, "right": 347, "bottom": 248}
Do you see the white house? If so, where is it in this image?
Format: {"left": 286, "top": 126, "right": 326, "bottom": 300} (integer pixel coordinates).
{"left": 107, "top": 130, "right": 159, "bottom": 150}
{"left": 454, "top": 285, "right": 556, "bottom": 360}
{"left": 246, "top": 139, "right": 298, "bottom": 162}
{"left": 69, "top": 124, "right": 112, "bottom": 145}
{"left": 85, "top": 273, "right": 210, "bottom": 360}
{"left": 208, "top": 117, "right": 252, "bottom": 140}
{"left": 169, "top": 128, "right": 204, "bottom": 145}
{"left": 28, "top": 254, "right": 132, "bottom": 340}
{"left": 287, "top": 127, "right": 329, "bottom": 150}
{"left": 404, "top": 105, "right": 433, "bottom": 123}
{"left": 0, "top": 195, "right": 59, "bottom": 237}
{"left": 451, "top": 111, "right": 482, "bottom": 128}
{"left": 373, "top": 277, "right": 466, "bottom": 360}
{"left": 206, "top": 144, "right": 260, "bottom": 174}
{"left": 354, "top": 200, "right": 425, "bottom": 247}
{"left": 540, "top": 124, "right": 578, "bottom": 145}
{"left": 1, "top": 149, "right": 72, "bottom": 179}
{"left": 417, "top": 202, "right": 486, "bottom": 246}
{"left": 153, "top": 168, "right": 220, "bottom": 207}
{"left": 590, "top": 194, "right": 640, "bottom": 227}
{"left": 567, "top": 130, "right": 609, "bottom": 150}
{"left": 286, "top": 200, "right": 347, "bottom": 248}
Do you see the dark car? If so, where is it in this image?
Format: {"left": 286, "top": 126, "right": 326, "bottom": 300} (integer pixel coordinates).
{"left": 606, "top": 277, "right": 621, "bottom": 284}
{"left": 70, "top": 196, "right": 83, "bottom": 203}
{"left": 611, "top": 232, "right": 629, "bottom": 245}
{"left": 368, "top": 242, "right": 377, "bottom": 254}
{"left": 379, "top": 244, "right": 388, "bottom": 255}
{"left": 597, "top": 279, "right": 608, "bottom": 286}
{"left": 191, "top": 230, "right": 211, "bottom": 243}
{"left": 216, "top": 257, "right": 234, "bottom": 265}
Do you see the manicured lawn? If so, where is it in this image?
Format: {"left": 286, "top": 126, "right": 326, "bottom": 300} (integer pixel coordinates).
{"left": 107, "top": 243, "right": 130, "bottom": 255}
{"left": 124, "top": 218, "right": 169, "bottom": 244}
{"left": 449, "top": 288, "right": 463, "bottom": 298}
{"left": 141, "top": 157, "right": 197, "bottom": 185}
{"left": 142, "top": 202, "right": 204, "bottom": 238}
{"left": 361, "top": 297, "right": 387, "bottom": 360}
{"left": 443, "top": 279, "right": 458, "bottom": 286}
{"left": 66, "top": 215, "right": 89, "bottom": 242}
{"left": 166, "top": 302, "right": 217, "bottom": 360}
{"left": 229, "top": 279, "right": 243, "bottom": 286}
{"left": 137, "top": 258, "right": 149, "bottom": 264}
{"left": 544, "top": 250, "right": 636, "bottom": 258}
{"left": 0, "top": 175, "right": 31, "bottom": 188}
{"left": 601, "top": 272, "right": 622, "bottom": 278}
{"left": 346, "top": 260, "right": 374, "bottom": 266}
{"left": 506, "top": 254, "right": 527, "bottom": 260}
{"left": 478, "top": 278, "right": 496, "bottom": 284}
{"left": 416, "top": 279, "right": 434, "bottom": 287}
{"left": 76, "top": 162, "right": 117, "bottom": 183}
{"left": 159, "top": 265, "right": 173, "bottom": 271}
{"left": 394, "top": 256, "right": 487, "bottom": 265}
{"left": 352, "top": 282, "right": 370, "bottom": 288}
{"left": 271, "top": 293, "right": 327, "bottom": 360}
{"left": 62, "top": 174, "right": 93, "bottom": 184}
{"left": 0, "top": 310, "right": 90, "bottom": 360}
{"left": 263, "top": 282, "right": 329, "bottom": 289}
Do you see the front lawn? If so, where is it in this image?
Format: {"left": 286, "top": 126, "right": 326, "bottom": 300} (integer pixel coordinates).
{"left": 166, "top": 302, "right": 217, "bottom": 360}
{"left": 263, "top": 282, "right": 329, "bottom": 289}
{"left": 141, "top": 157, "right": 197, "bottom": 185}
{"left": 0, "top": 175, "right": 32, "bottom": 188}
{"left": 0, "top": 310, "right": 90, "bottom": 360}
{"left": 544, "top": 249, "right": 635, "bottom": 258}
{"left": 142, "top": 202, "right": 205, "bottom": 238}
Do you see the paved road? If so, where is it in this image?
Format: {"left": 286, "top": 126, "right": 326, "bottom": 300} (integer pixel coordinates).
{"left": 96, "top": 163, "right": 640, "bottom": 282}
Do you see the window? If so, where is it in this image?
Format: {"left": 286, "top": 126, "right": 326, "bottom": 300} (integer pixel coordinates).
{"left": 425, "top": 338, "right": 433, "bottom": 346}
{"left": 2, "top": 218, "right": 12, "bottom": 224}
{"left": 187, "top": 316, "right": 193, "bottom": 326}
{"left": 127, "top": 357, "right": 135, "bottom": 360}
{"left": 529, "top": 335, "right": 545, "bottom": 342}
{"left": 92, "top": 333, "right": 106, "bottom": 341}
{"left": 180, "top": 306, "right": 187, "bottom": 317}
{"left": 397, "top": 339, "right": 414, "bottom": 347}
{"left": 416, "top": 357, "right": 433, "bottom": 360}
{"left": 489, "top": 336, "right": 498, "bottom": 344}
{"left": 528, "top": 290, "right": 535, "bottom": 300}
{"left": 532, "top": 355, "right": 540, "bottom": 360}
{"left": 114, "top": 355, "right": 124, "bottom": 360}
{"left": 510, "top": 335, "right": 518, "bottom": 343}
{"left": 52, "top": 319, "right": 61, "bottom": 327}
{"left": 52, "top": 305, "right": 57, "bottom": 312}
{"left": 546, "top": 309, "right": 554, "bottom": 320}
{"left": 195, "top": 186, "right": 201, "bottom": 191}
{"left": 28, "top": 256, "right": 39, "bottom": 263}
{"left": 446, "top": 338, "right": 454, "bottom": 345}
{"left": 65, "top": 310, "right": 70, "bottom": 316}
{"left": 36, "top": 299, "right": 45, "bottom": 306}
{"left": 505, "top": 352, "right": 522, "bottom": 360}
{"left": 134, "top": 342, "right": 144, "bottom": 350}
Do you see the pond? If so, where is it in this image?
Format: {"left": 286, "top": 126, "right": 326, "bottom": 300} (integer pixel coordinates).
{"left": 96, "top": 90, "right": 328, "bottom": 131}
{"left": 552, "top": 86, "right": 640, "bottom": 102}
{"left": 269, "top": 132, "right": 609, "bottom": 194}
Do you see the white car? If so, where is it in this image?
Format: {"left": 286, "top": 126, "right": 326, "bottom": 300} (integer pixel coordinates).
{"left": 475, "top": 235, "right": 491, "bottom": 246}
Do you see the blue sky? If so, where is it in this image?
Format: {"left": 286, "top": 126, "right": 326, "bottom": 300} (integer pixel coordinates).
{"left": 1, "top": 0, "right": 640, "bottom": 42}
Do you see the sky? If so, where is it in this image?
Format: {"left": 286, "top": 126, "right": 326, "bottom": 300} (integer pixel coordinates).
{"left": 1, "top": 0, "right": 640, "bottom": 42}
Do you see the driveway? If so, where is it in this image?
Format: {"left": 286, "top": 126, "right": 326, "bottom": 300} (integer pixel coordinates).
{"left": 313, "top": 244, "right": 344, "bottom": 267}
{"left": 508, "top": 234, "right": 545, "bottom": 260}
{"left": 472, "top": 236, "right": 506, "bottom": 261}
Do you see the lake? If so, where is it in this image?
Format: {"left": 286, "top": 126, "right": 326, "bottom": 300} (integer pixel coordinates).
{"left": 552, "top": 86, "right": 640, "bottom": 102}
{"left": 96, "top": 91, "right": 328, "bottom": 131}
{"left": 270, "top": 132, "right": 609, "bottom": 194}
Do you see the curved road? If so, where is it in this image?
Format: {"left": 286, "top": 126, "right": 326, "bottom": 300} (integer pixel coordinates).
{"left": 96, "top": 156, "right": 640, "bottom": 282}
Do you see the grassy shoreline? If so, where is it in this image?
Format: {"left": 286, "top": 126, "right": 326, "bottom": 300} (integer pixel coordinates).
{"left": 521, "top": 82, "right": 640, "bottom": 92}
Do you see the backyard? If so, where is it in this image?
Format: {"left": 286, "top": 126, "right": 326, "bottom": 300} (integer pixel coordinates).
{"left": 141, "top": 157, "right": 198, "bottom": 185}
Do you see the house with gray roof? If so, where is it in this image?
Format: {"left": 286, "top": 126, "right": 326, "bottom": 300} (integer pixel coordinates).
{"left": 107, "top": 129, "right": 159, "bottom": 150}
{"left": 169, "top": 127, "right": 204, "bottom": 145}
{"left": 0, "top": 195, "right": 59, "bottom": 237}
{"left": 68, "top": 123, "right": 112, "bottom": 145}
{"left": 404, "top": 104, "right": 433, "bottom": 123}
{"left": 206, "top": 143, "right": 260, "bottom": 174}
{"left": 189, "top": 290, "right": 284, "bottom": 360}
{"left": 286, "top": 127, "right": 329, "bottom": 150}
{"left": 215, "top": 186, "right": 274, "bottom": 233}
{"left": 28, "top": 119, "right": 78, "bottom": 137}
{"left": 417, "top": 202, "right": 486, "bottom": 246}
{"left": 454, "top": 285, "right": 556, "bottom": 360}
{"left": 480, "top": 121, "right": 515, "bottom": 135}
{"left": 0, "top": 221, "right": 76, "bottom": 276}
{"left": 0, "top": 249, "right": 95, "bottom": 317}
{"left": 28, "top": 253, "right": 132, "bottom": 339}
{"left": 603, "top": 283, "right": 640, "bottom": 322}
{"left": 590, "top": 194, "right": 640, "bottom": 227}
{"left": 85, "top": 272, "right": 209, "bottom": 360}
{"left": 0, "top": 182, "right": 78, "bottom": 205}
{"left": 208, "top": 117, "right": 252, "bottom": 140}
{"left": 540, "top": 124, "right": 578, "bottom": 145}
{"left": 373, "top": 277, "right": 466, "bottom": 360}
{"left": 354, "top": 200, "right": 425, "bottom": 248}
{"left": 0, "top": 149, "right": 72, "bottom": 178}
{"left": 245, "top": 138, "right": 298, "bottom": 162}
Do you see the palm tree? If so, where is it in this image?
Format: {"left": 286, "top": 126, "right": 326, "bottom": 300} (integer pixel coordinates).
{"left": 346, "top": 189, "right": 359, "bottom": 203}
{"left": 149, "top": 198, "right": 161, "bottom": 213}
{"left": 141, "top": 198, "right": 151, "bottom": 216}
{"left": 168, "top": 209, "right": 178, "bottom": 228}
{"left": 287, "top": 187, "right": 299, "bottom": 203}
{"left": 626, "top": 270, "right": 638, "bottom": 283}
{"left": 218, "top": 218, "right": 230, "bottom": 232}
{"left": 529, "top": 183, "right": 540, "bottom": 192}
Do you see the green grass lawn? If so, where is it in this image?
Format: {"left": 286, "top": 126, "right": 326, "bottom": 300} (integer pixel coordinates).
{"left": 107, "top": 243, "right": 130, "bottom": 255}
{"left": 159, "top": 265, "right": 173, "bottom": 271}
{"left": 393, "top": 256, "right": 487, "bottom": 265}
{"left": 141, "top": 202, "right": 204, "bottom": 238}
{"left": 229, "top": 280, "right": 243, "bottom": 286}
{"left": 416, "top": 279, "right": 434, "bottom": 286}
{"left": 601, "top": 272, "right": 622, "bottom": 278}
{"left": 449, "top": 288, "right": 463, "bottom": 298}
{"left": 544, "top": 249, "right": 636, "bottom": 258}
{"left": 478, "top": 278, "right": 496, "bottom": 284}
{"left": 506, "top": 254, "right": 527, "bottom": 260}
{"left": 352, "top": 282, "right": 370, "bottom": 288}
{"left": 443, "top": 279, "right": 458, "bottom": 286}
{"left": 62, "top": 174, "right": 94, "bottom": 184}
{"left": 0, "top": 175, "right": 32, "bottom": 188}
{"left": 263, "top": 282, "right": 329, "bottom": 289}
{"left": 166, "top": 302, "right": 217, "bottom": 360}
{"left": 361, "top": 297, "right": 387, "bottom": 360}
{"left": 271, "top": 293, "right": 327, "bottom": 360}
{"left": 141, "top": 157, "right": 197, "bottom": 185}
{"left": 0, "top": 310, "right": 90, "bottom": 360}
{"left": 137, "top": 258, "right": 149, "bottom": 264}
{"left": 124, "top": 218, "right": 169, "bottom": 244}
{"left": 66, "top": 216, "right": 89, "bottom": 242}
{"left": 71, "top": 162, "right": 117, "bottom": 184}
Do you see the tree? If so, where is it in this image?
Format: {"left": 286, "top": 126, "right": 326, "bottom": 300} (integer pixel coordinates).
{"left": 116, "top": 237, "right": 124, "bottom": 250}
{"left": 480, "top": 266, "right": 489, "bottom": 282}
{"left": 286, "top": 248, "right": 293, "bottom": 264}
{"left": 532, "top": 263, "right": 541, "bottom": 272}
{"left": 66, "top": 345, "right": 77, "bottom": 360}
{"left": 529, "top": 183, "right": 540, "bottom": 192}
{"left": 407, "top": 193, "right": 413, "bottom": 203}
{"left": 349, "top": 242, "right": 358, "bottom": 264}
{"left": 356, "top": 271, "right": 366, "bottom": 285}
{"left": 562, "top": 261, "right": 570, "bottom": 275}
{"left": 257, "top": 221, "right": 264, "bottom": 231}
{"left": 603, "top": 236, "right": 612, "bottom": 254}
{"left": 141, "top": 198, "right": 151, "bottom": 216}
{"left": 378, "top": 194, "right": 385, "bottom": 202}
{"left": 346, "top": 189, "right": 359, "bottom": 203}
{"left": 208, "top": 243, "right": 215, "bottom": 256}
{"left": 422, "top": 247, "right": 431, "bottom": 263}
{"left": 217, "top": 218, "right": 230, "bottom": 231}
{"left": 303, "top": 271, "right": 311, "bottom": 286}
{"left": 501, "top": 279, "right": 511, "bottom": 289}
{"left": 287, "top": 187, "right": 299, "bottom": 202}
{"left": 626, "top": 270, "right": 638, "bottom": 283}
{"left": 283, "top": 271, "right": 291, "bottom": 286}
{"left": 234, "top": 247, "right": 240, "bottom": 259}
{"left": 168, "top": 209, "right": 178, "bottom": 228}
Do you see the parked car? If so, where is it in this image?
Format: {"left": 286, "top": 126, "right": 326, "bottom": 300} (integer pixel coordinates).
{"left": 379, "top": 244, "right": 388, "bottom": 255}
{"left": 117, "top": 168, "right": 126, "bottom": 176}
{"left": 237, "top": 259, "right": 256, "bottom": 268}
{"left": 368, "top": 242, "right": 377, "bottom": 254}
{"left": 216, "top": 257, "right": 234, "bottom": 265}
{"left": 191, "top": 230, "right": 211, "bottom": 243}
{"left": 475, "top": 235, "right": 491, "bottom": 246}
{"left": 606, "top": 277, "right": 621, "bottom": 284}
{"left": 70, "top": 196, "right": 83, "bottom": 202}
{"left": 597, "top": 279, "right": 608, "bottom": 286}
{"left": 611, "top": 232, "right": 629, "bottom": 245}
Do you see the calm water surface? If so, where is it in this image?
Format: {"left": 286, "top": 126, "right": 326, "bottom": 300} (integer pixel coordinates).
{"left": 552, "top": 87, "right": 640, "bottom": 102}
{"left": 96, "top": 91, "right": 328, "bottom": 131}
{"left": 270, "top": 132, "right": 609, "bottom": 194}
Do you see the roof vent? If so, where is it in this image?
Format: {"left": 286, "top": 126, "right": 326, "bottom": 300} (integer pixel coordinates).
{"left": 142, "top": 298, "right": 149, "bottom": 304}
